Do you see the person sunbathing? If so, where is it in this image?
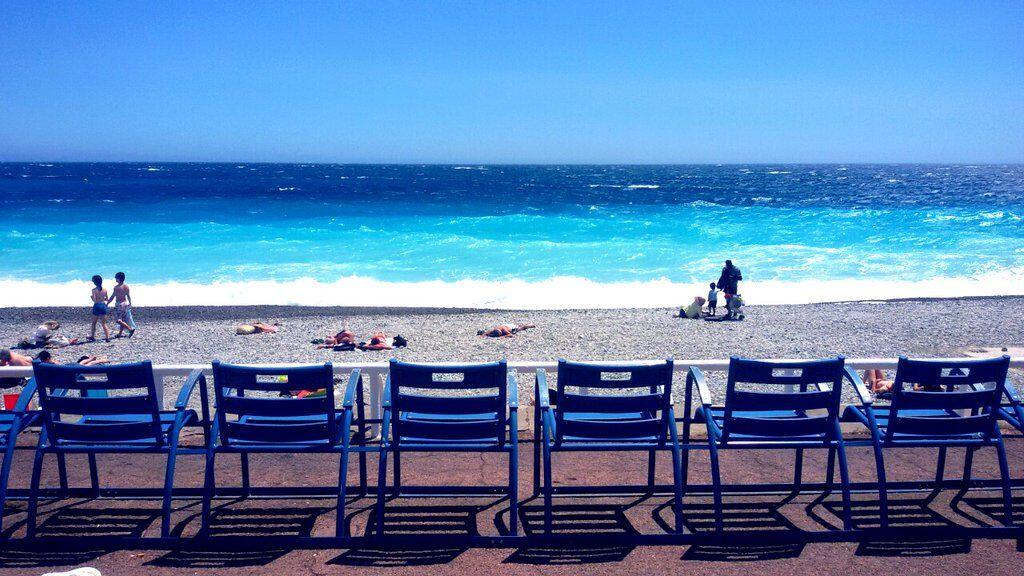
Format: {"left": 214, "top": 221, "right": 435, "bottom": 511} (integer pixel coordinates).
{"left": 236, "top": 322, "right": 280, "bottom": 335}
{"left": 863, "top": 369, "right": 894, "bottom": 395}
{"left": 359, "top": 332, "right": 393, "bottom": 350}
{"left": 76, "top": 355, "right": 110, "bottom": 366}
{"left": 477, "top": 323, "right": 536, "bottom": 338}
{"left": 317, "top": 329, "right": 357, "bottom": 349}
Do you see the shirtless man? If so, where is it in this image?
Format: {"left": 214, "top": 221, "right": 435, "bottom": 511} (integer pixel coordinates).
{"left": 0, "top": 349, "right": 33, "bottom": 367}
{"left": 317, "top": 329, "right": 357, "bottom": 349}
{"left": 477, "top": 323, "right": 536, "bottom": 338}
{"left": 107, "top": 271, "right": 136, "bottom": 338}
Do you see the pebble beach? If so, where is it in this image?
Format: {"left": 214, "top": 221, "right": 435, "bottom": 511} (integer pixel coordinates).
{"left": 3, "top": 297, "right": 1021, "bottom": 404}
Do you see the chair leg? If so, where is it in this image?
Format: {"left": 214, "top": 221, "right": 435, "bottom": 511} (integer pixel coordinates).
{"left": 935, "top": 447, "right": 947, "bottom": 483}
{"left": 994, "top": 442, "right": 1014, "bottom": 526}
{"left": 793, "top": 448, "right": 804, "bottom": 492}
{"left": 961, "top": 446, "right": 976, "bottom": 490}
{"left": 509, "top": 446, "right": 519, "bottom": 536}
{"left": 392, "top": 451, "right": 401, "bottom": 495}
{"left": 0, "top": 438, "right": 16, "bottom": 535}
{"left": 161, "top": 444, "right": 179, "bottom": 537}
{"left": 200, "top": 450, "right": 216, "bottom": 536}
{"left": 337, "top": 449, "right": 350, "bottom": 538}
{"left": 647, "top": 450, "right": 656, "bottom": 491}
{"left": 823, "top": 447, "right": 836, "bottom": 497}
{"left": 870, "top": 441, "right": 889, "bottom": 529}
{"left": 26, "top": 449, "right": 45, "bottom": 538}
{"left": 670, "top": 447, "right": 684, "bottom": 533}
{"left": 87, "top": 454, "right": 100, "bottom": 497}
{"left": 542, "top": 445, "right": 554, "bottom": 534}
{"left": 835, "top": 444, "right": 854, "bottom": 531}
{"left": 56, "top": 453, "right": 68, "bottom": 495}
{"left": 375, "top": 448, "right": 389, "bottom": 536}
{"left": 708, "top": 443, "right": 724, "bottom": 533}
{"left": 240, "top": 453, "right": 251, "bottom": 497}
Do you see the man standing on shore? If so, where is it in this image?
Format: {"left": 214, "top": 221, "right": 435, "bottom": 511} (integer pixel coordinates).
{"left": 717, "top": 260, "right": 743, "bottom": 311}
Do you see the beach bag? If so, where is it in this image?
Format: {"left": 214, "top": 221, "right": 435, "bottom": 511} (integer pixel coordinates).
{"left": 236, "top": 324, "right": 257, "bottom": 335}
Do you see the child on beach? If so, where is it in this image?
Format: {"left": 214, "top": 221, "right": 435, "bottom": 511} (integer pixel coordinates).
{"left": 89, "top": 275, "right": 110, "bottom": 342}
{"left": 107, "top": 271, "right": 137, "bottom": 338}
{"left": 706, "top": 282, "right": 720, "bottom": 316}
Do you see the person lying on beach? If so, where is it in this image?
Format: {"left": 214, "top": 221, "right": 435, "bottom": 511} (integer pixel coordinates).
{"left": 1, "top": 349, "right": 33, "bottom": 367}
{"left": 17, "top": 320, "right": 61, "bottom": 349}
{"left": 76, "top": 355, "right": 110, "bottom": 366}
{"left": 236, "top": 322, "right": 280, "bottom": 335}
{"left": 477, "top": 323, "right": 536, "bottom": 338}
{"left": 863, "top": 369, "right": 894, "bottom": 395}
{"left": 357, "top": 332, "right": 408, "bottom": 351}
{"left": 315, "top": 329, "right": 357, "bottom": 349}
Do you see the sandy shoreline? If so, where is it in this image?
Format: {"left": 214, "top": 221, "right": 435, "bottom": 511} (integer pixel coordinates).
{"left": 3, "top": 297, "right": 1022, "bottom": 403}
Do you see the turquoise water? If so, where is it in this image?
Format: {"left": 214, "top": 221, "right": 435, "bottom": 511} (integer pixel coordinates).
{"left": 1, "top": 163, "right": 1022, "bottom": 307}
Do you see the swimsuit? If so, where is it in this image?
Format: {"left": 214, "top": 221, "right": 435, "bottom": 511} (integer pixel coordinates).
{"left": 92, "top": 302, "right": 108, "bottom": 316}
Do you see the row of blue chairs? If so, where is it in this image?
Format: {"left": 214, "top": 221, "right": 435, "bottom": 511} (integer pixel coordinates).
{"left": 0, "top": 355, "right": 1019, "bottom": 539}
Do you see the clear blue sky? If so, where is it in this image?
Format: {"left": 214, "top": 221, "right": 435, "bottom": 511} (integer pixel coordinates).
{"left": 1, "top": 1, "right": 1022, "bottom": 163}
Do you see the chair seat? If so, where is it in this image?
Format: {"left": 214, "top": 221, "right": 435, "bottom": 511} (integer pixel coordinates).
{"left": 842, "top": 405, "right": 984, "bottom": 440}
{"left": 80, "top": 409, "right": 198, "bottom": 429}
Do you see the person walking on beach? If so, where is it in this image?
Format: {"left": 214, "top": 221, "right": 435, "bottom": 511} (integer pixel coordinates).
{"left": 107, "top": 271, "right": 136, "bottom": 338}
{"left": 88, "top": 275, "right": 110, "bottom": 342}
{"left": 717, "top": 260, "right": 743, "bottom": 309}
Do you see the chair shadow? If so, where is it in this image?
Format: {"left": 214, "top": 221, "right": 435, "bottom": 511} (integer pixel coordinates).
{"left": 33, "top": 504, "right": 162, "bottom": 538}
{"left": 680, "top": 500, "right": 801, "bottom": 534}
{"left": 504, "top": 544, "right": 634, "bottom": 565}
{"left": 518, "top": 501, "right": 640, "bottom": 536}
{"left": 681, "top": 542, "right": 806, "bottom": 561}
{"left": 952, "top": 493, "right": 1024, "bottom": 527}
{"left": 821, "top": 496, "right": 961, "bottom": 531}
{"left": 854, "top": 537, "right": 971, "bottom": 557}
{"left": 0, "top": 548, "right": 111, "bottom": 569}
{"left": 202, "top": 504, "right": 328, "bottom": 537}
{"left": 329, "top": 545, "right": 467, "bottom": 567}
{"left": 369, "top": 503, "right": 483, "bottom": 536}
{"left": 146, "top": 548, "right": 290, "bottom": 568}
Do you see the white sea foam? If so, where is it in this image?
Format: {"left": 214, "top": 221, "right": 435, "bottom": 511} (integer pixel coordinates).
{"left": 626, "top": 184, "right": 660, "bottom": 189}
{"left": 2, "top": 271, "right": 1022, "bottom": 309}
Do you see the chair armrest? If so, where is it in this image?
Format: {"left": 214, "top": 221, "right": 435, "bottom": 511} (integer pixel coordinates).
{"left": 844, "top": 366, "right": 873, "bottom": 406}
{"left": 687, "top": 367, "right": 712, "bottom": 407}
{"left": 342, "top": 368, "right": 362, "bottom": 408}
{"left": 535, "top": 369, "right": 551, "bottom": 410}
{"left": 13, "top": 378, "right": 38, "bottom": 413}
{"left": 175, "top": 369, "right": 205, "bottom": 411}
{"left": 507, "top": 371, "right": 518, "bottom": 410}
{"left": 1002, "top": 379, "right": 1021, "bottom": 405}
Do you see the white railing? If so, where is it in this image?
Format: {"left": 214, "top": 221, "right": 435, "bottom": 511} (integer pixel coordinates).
{"left": 3, "top": 357, "right": 1021, "bottom": 434}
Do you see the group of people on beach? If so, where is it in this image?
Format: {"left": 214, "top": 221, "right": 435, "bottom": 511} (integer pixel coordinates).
{"left": 88, "top": 272, "right": 136, "bottom": 341}
{"left": 681, "top": 260, "right": 745, "bottom": 320}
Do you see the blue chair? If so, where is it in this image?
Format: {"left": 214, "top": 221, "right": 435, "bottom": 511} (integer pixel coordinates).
{"left": 202, "top": 361, "right": 364, "bottom": 538}
{"left": 0, "top": 380, "right": 41, "bottom": 534}
{"left": 686, "top": 357, "right": 853, "bottom": 532}
{"left": 843, "top": 355, "right": 1015, "bottom": 528}
{"left": 375, "top": 359, "right": 518, "bottom": 535}
{"left": 536, "top": 359, "right": 684, "bottom": 533}
{"left": 27, "top": 361, "right": 204, "bottom": 537}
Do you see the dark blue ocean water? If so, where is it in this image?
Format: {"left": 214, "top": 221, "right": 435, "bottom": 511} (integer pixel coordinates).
{"left": 1, "top": 163, "right": 1022, "bottom": 306}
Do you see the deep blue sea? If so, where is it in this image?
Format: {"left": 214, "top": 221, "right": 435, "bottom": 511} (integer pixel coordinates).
{"left": 1, "top": 163, "right": 1022, "bottom": 308}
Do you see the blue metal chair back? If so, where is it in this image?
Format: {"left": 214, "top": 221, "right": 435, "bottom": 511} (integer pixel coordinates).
{"left": 211, "top": 361, "right": 337, "bottom": 446}
{"left": 553, "top": 359, "right": 674, "bottom": 445}
{"left": 885, "top": 356, "right": 1009, "bottom": 441}
{"left": 33, "top": 361, "right": 164, "bottom": 446}
{"left": 388, "top": 359, "right": 508, "bottom": 446}
{"left": 721, "top": 357, "right": 845, "bottom": 442}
